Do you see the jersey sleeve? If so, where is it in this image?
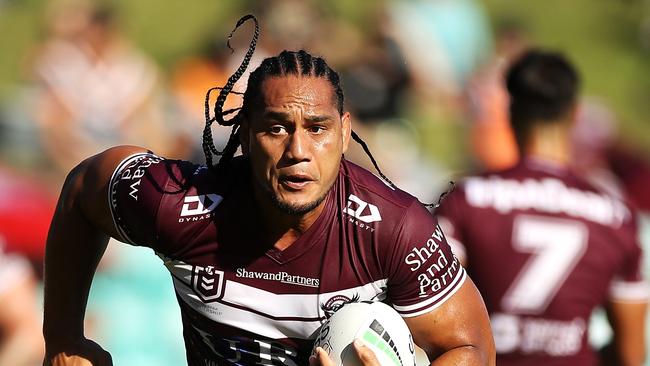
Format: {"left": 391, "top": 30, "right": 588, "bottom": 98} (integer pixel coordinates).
{"left": 108, "top": 152, "right": 169, "bottom": 249}
{"left": 384, "top": 200, "right": 467, "bottom": 318}
{"left": 608, "top": 212, "right": 650, "bottom": 303}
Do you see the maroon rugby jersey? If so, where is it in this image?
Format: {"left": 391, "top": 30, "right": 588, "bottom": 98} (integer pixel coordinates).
{"left": 437, "top": 158, "right": 648, "bottom": 366}
{"left": 108, "top": 153, "right": 465, "bottom": 366}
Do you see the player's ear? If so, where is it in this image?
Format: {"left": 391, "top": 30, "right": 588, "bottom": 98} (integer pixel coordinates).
{"left": 341, "top": 111, "right": 351, "bottom": 154}
{"left": 239, "top": 115, "right": 250, "bottom": 156}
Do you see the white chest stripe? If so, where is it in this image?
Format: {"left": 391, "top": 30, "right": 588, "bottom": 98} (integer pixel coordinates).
{"left": 163, "top": 258, "right": 389, "bottom": 339}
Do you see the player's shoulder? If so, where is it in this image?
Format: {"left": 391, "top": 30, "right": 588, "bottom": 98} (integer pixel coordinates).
{"left": 108, "top": 151, "right": 249, "bottom": 247}
{"left": 110, "top": 150, "right": 246, "bottom": 197}
{"left": 453, "top": 160, "right": 635, "bottom": 227}
{"left": 341, "top": 160, "right": 421, "bottom": 205}
{"left": 339, "top": 159, "right": 427, "bottom": 223}
{"left": 455, "top": 159, "right": 614, "bottom": 196}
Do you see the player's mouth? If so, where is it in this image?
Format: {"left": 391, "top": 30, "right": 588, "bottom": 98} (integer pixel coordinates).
{"left": 279, "top": 174, "right": 314, "bottom": 191}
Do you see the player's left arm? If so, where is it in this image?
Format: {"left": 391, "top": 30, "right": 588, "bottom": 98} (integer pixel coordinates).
{"left": 601, "top": 210, "right": 649, "bottom": 366}
{"left": 404, "top": 277, "right": 495, "bottom": 366}
{"left": 385, "top": 200, "right": 495, "bottom": 366}
{"left": 602, "top": 299, "right": 647, "bottom": 366}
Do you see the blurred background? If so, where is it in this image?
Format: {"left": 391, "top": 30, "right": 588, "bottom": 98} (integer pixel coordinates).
{"left": 0, "top": 0, "right": 649, "bottom": 365}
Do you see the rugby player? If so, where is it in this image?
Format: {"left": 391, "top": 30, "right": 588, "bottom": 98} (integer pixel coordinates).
{"left": 42, "top": 15, "right": 495, "bottom": 366}
{"left": 437, "top": 49, "right": 648, "bottom": 366}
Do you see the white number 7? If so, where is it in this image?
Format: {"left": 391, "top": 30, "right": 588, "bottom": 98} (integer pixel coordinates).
{"left": 502, "top": 215, "right": 588, "bottom": 314}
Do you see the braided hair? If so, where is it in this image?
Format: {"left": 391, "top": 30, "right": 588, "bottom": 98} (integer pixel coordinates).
{"left": 202, "top": 14, "right": 396, "bottom": 190}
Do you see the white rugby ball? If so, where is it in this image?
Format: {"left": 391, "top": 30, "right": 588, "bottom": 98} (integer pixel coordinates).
{"left": 312, "top": 301, "right": 417, "bottom": 366}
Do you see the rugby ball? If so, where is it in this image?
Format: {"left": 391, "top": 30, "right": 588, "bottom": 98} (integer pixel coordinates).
{"left": 312, "top": 301, "right": 417, "bottom": 366}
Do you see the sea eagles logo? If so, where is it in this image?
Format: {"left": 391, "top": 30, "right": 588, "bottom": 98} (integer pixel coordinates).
{"left": 320, "top": 293, "right": 360, "bottom": 318}
{"left": 344, "top": 194, "right": 382, "bottom": 223}
{"left": 191, "top": 265, "right": 225, "bottom": 303}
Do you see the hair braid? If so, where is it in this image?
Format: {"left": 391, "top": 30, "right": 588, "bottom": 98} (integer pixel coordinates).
{"left": 350, "top": 130, "right": 396, "bottom": 189}
{"left": 214, "top": 14, "right": 259, "bottom": 126}
{"left": 202, "top": 14, "right": 259, "bottom": 169}
{"left": 350, "top": 130, "right": 443, "bottom": 209}
{"left": 216, "top": 125, "right": 242, "bottom": 171}
{"left": 202, "top": 86, "right": 222, "bottom": 167}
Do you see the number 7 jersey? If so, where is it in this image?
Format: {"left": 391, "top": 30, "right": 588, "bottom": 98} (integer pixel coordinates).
{"left": 436, "top": 158, "right": 649, "bottom": 366}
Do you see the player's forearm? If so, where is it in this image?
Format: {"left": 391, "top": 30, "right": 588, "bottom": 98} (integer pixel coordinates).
{"left": 606, "top": 301, "right": 648, "bottom": 366}
{"left": 42, "top": 166, "right": 110, "bottom": 352}
{"left": 430, "top": 345, "right": 494, "bottom": 366}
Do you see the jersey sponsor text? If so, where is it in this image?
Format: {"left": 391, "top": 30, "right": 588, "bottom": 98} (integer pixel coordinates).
{"left": 491, "top": 313, "right": 585, "bottom": 357}
{"left": 465, "top": 176, "right": 629, "bottom": 227}
{"left": 236, "top": 268, "right": 319, "bottom": 288}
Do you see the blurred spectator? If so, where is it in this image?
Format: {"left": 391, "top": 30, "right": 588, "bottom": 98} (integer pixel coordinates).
{"left": 256, "top": 0, "right": 322, "bottom": 52}
{"left": 170, "top": 26, "right": 270, "bottom": 161}
{"left": 0, "top": 164, "right": 55, "bottom": 271}
{"left": 170, "top": 38, "right": 239, "bottom": 161}
{"left": 0, "top": 239, "right": 44, "bottom": 365}
{"left": 607, "top": 147, "right": 650, "bottom": 212}
{"left": 30, "top": 1, "right": 172, "bottom": 181}
{"left": 386, "top": 0, "right": 492, "bottom": 101}
{"left": 338, "top": 8, "right": 411, "bottom": 123}
{"left": 571, "top": 98, "right": 650, "bottom": 212}
{"left": 24, "top": 4, "right": 191, "bottom": 365}
{"left": 350, "top": 118, "right": 448, "bottom": 203}
{"left": 570, "top": 98, "right": 623, "bottom": 198}
{"left": 464, "top": 19, "right": 528, "bottom": 171}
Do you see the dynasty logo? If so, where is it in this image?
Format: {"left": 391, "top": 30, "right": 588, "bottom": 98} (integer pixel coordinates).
{"left": 179, "top": 194, "right": 223, "bottom": 223}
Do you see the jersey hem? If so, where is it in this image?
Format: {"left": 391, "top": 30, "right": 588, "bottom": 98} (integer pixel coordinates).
{"left": 394, "top": 266, "right": 467, "bottom": 318}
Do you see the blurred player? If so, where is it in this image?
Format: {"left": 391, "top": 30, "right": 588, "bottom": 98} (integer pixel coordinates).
{"left": 437, "top": 49, "right": 648, "bottom": 366}
{"left": 0, "top": 242, "right": 44, "bottom": 365}
{"left": 0, "top": 140, "right": 52, "bottom": 366}
{"left": 42, "top": 15, "right": 495, "bottom": 366}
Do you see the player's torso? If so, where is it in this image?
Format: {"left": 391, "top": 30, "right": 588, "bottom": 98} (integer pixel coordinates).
{"left": 155, "top": 161, "right": 394, "bottom": 366}
{"left": 456, "top": 161, "right": 632, "bottom": 364}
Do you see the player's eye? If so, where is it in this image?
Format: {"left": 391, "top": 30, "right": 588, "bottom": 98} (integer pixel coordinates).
{"left": 309, "top": 125, "right": 325, "bottom": 134}
{"left": 269, "top": 125, "right": 287, "bottom": 135}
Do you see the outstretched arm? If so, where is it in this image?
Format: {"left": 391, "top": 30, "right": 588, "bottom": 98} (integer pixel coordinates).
{"left": 404, "top": 277, "right": 496, "bottom": 366}
{"left": 43, "top": 146, "right": 147, "bottom": 365}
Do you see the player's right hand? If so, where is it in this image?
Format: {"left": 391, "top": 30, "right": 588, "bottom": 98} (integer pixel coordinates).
{"left": 309, "top": 340, "right": 380, "bottom": 366}
{"left": 44, "top": 339, "right": 112, "bottom": 366}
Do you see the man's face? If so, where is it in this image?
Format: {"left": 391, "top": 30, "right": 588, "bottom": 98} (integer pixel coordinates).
{"left": 242, "top": 75, "right": 351, "bottom": 215}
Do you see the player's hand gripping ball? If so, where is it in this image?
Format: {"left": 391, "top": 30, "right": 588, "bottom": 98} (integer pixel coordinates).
{"left": 312, "top": 302, "right": 416, "bottom": 366}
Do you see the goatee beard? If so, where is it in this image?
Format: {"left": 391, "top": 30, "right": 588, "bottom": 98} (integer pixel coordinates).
{"left": 253, "top": 176, "right": 331, "bottom": 216}
{"left": 266, "top": 188, "right": 329, "bottom": 216}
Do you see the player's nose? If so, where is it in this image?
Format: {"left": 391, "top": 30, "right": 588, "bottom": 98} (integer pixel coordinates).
{"left": 284, "top": 130, "right": 311, "bottom": 163}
